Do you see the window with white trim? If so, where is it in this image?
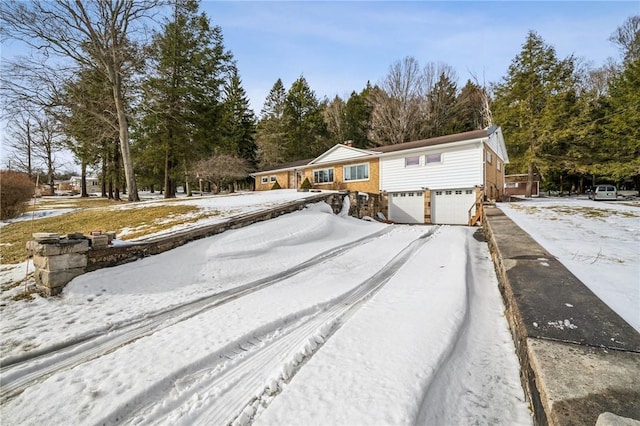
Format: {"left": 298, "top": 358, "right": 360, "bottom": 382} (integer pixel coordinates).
{"left": 313, "top": 168, "right": 334, "bottom": 184}
{"left": 405, "top": 156, "right": 420, "bottom": 167}
{"left": 270, "top": 175, "right": 277, "bottom": 182}
{"left": 497, "top": 161, "right": 501, "bottom": 171}
{"left": 426, "top": 153, "right": 442, "bottom": 164}
{"left": 261, "top": 176, "right": 268, "bottom": 184}
{"left": 486, "top": 152, "right": 493, "bottom": 163}
{"left": 343, "top": 163, "right": 369, "bottom": 181}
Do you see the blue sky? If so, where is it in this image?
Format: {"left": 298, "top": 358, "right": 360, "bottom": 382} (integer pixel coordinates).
{"left": 200, "top": 1, "right": 639, "bottom": 112}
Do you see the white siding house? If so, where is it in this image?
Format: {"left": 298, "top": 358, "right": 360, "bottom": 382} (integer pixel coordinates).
{"left": 379, "top": 143, "right": 484, "bottom": 192}
{"left": 252, "top": 126, "right": 509, "bottom": 225}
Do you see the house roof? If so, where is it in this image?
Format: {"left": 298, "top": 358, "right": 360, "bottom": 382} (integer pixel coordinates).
{"left": 252, "top": 126, "right": 505, "bottom": 176}
{"left": 252, "top": 159, "right": 312, "bottom": 174}
{"left": 370, "top": 128, "right": 494, "bottom": 154}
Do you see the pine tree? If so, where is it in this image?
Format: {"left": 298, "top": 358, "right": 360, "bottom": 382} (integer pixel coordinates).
{"left": 425, "top": 72, "right": 458, "bottom": 137}
{"left": 454, "top": 80, "right": 487, "bottom": 132}
{"left": 601, "top": 59, "right": 640, "bottom": 186}
{"left": 492, "top": 31, "right": 578, "bottom": 196}
{"left": 344, "top": 84, "right": 374, "bottom": 148}
{"left": 256, "top": 79, "right": 287, "bottom": 167}
{"left": 220, "top": 65, "right": 258, "bottom": 167}
{"left": 135, "top": 0, "right": 233, "bottom": 198}
{"left": 283, "top": 76, "right": 328, "bottom": 160}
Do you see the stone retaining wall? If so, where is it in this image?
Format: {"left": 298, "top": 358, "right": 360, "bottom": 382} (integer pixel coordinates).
{"left": 28, "top": 193, "right": 343, "bottom": 295}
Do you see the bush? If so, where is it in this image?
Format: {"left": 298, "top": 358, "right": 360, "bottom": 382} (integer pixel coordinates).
{"left": 300, "top": 177, "right": 312, "bottom": 190}
{"left": 271, "top": 180, "right": 282, "bottom": 190}
{"left": 1, "top": 170, "right": 34, "bottom": 220}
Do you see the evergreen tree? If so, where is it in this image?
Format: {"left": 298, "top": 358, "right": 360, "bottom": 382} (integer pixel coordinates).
{"left": 135, "top": 0, "right": 232, "bottom": 198}
{"left": 425, "top": 72, "right": 458, "bottom": 137}
{"left": 220, "top": 65, "right": 257, "bottom": 167}
{"left": 60, "top": 67, "right": 117, "bottom": 197}
{"left": 492, "top": 31, "right": 578, "bottom": 196}
{"left": 344, "top": 84, "right": 374, "bottom": 148}
{"left": 283, "top": 76, "right": 328, "bottom": 160}
{"left": 454, "top": 80, "right": 488, "bottom": 132}
{"left": 256, "top": 79, "right": 287, "bottom": 167}
{"left": 601, "top": 58, "right": 640, "bottom": 186}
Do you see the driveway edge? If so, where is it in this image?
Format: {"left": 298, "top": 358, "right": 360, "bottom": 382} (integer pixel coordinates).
{"left": 483, "top": 205, "right": 640, "bottom": 425}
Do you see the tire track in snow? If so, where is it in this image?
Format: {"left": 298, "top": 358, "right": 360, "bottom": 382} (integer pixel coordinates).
{"left": 414, "top": 230, "right": 474, "bottom": 424}
{"left": 0, "top": 227, "right": 394, "bottom": 404}
{"left": 107, "top": 226, "right": 442, "bottom": 426}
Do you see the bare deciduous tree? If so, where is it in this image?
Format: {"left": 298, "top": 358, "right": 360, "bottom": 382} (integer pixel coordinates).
{"left": 6, "top": 109, "right": 65, "bottom": 195}
{"left": 609, "top": 15, "right": 640, "bottom": 64}
{"left": 368, "top": 56, "right": 424, "bottom": 145}
{"left": 2, "top": 0, "right": 159, "bottom": 201}
{"left": 191, "top": 154, "right": 250, "bottom": 193}
{"left": 323, "top": 96, "right": 346, "bottom": 144}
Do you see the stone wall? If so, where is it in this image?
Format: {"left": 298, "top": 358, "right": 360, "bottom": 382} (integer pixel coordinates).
{"left": 27, "top": 193, "right": 339, "bottom": 295}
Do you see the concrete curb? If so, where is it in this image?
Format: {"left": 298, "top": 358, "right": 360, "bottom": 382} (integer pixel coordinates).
{"left": 483, "top": 206, "right": 640, "bottom": 425}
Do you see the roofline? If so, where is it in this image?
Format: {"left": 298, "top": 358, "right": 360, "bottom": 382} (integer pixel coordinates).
{"left": 251, "top": 127, "right": 505, "bottom": 175}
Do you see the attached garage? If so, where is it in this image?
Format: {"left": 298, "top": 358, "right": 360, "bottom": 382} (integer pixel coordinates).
{"left": 431, "top": 188, "right": 476, "bottom": 225}
{"left": 388, "top": 191, "right": 424, "bottom": 224}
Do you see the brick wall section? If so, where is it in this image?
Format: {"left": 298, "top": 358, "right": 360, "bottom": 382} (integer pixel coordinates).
{"left": 255, "top": 170, "right": 293, "bottom": 190}
{"left": 484, "top": 146, "right": 504, "bottom": 200}
{"left": 303, "top": 159, "right": 380, "bottom": 193}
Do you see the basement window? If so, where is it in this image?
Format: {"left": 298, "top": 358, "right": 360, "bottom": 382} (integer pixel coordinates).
{"left": 270, "top": 175, "right": 277, "bottom": 183}
{"left": 261, "top": 176, "right": 268, "bottom": 184}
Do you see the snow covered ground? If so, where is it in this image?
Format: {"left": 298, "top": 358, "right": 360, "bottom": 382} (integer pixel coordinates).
{"left": 499, "top": 197, "right": 640, "bottom": 332}
{"left": 0, "top": 192, "right": 532, "bottom": 425}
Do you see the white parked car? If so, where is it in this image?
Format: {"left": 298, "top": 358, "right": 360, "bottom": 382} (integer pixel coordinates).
{"left": 588, "top": 185, "right": 617, "bottom": 201}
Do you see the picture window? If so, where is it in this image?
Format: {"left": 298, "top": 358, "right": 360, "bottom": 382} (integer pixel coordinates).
{"left": 343, "top": 163, "right": 369, "bottom": 181}
{"left": 313, "top": 168, "right": 334, "bottom": 184}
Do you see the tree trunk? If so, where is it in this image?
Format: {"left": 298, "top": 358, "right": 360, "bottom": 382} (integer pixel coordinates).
{"left": 112, "top": 73, "right": 139, "bottom": 202}
{"left": 81, "top": 162, "right": 88, "bottom": 197}
{"left": 525, "top": 162, "right": 534, "bottom": 198}
{"left": 164, "top": 150, "right": 175, "bottom": 199}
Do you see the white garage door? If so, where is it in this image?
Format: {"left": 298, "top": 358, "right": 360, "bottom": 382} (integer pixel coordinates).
{"left": 432, "top": 188, "right": 476, "bottom": 225}
{"left": 388, "top": 191, "right": 424, "bottom": 224}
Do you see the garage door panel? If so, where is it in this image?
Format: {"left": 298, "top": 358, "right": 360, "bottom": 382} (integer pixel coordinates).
{"left": 389, "top": 192, "right": 424, "bottom": 224}
{"left": 432, "top": 189, "right": 475, "bottom": 225}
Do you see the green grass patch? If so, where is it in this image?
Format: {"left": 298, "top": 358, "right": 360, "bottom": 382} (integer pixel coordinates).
{"left": 0, "top": 204, "right": 218, "bottom": 264}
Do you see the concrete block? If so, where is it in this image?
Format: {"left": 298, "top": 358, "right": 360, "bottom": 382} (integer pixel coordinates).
{"left": 32, "top": 253, "right": 87, "bottom": 271}
{"left": 27, "top": 239, "right": 90, "bottom": 256}
{"left": 34, "top": 268, "right": 85, "bottom": 295}
{"left": 89, "top": 234, "right": 109, "bottom": 248}
{"left": 527, "top": 338, "right": 640, "bottom": 426}
{"left": 597, "top": 412, "right": 640, "bottom": 426}
{"left": 32, "top": 232, "right": 60, "bottom": 243}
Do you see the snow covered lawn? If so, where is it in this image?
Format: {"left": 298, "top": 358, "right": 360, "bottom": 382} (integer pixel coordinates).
{"left": 0, "top": 193, "right": 531, "bottom": 425}
{"left": 499, "top": 197, "right": 640, "bottom": 332}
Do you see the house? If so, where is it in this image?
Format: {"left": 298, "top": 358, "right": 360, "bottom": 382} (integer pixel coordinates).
{"left": 251, "top": 126, "right": 509, "bottom": 225}
{"left": 69, "top": 176, "right": 100, "bottom": 194}
{"left": 504, "top": 174, "right": 540, "bottom": 197}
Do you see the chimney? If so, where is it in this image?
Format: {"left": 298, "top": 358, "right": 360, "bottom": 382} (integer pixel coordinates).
{"left": 344, "top": 140, "right": 353, "bottom": 147}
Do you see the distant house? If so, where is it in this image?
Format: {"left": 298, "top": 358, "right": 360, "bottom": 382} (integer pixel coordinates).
{"left": 251, "top": 126, "right": 509, "bottom": 225}
{"left": 504, "top": 174, "right": 540, "bottom": 197}
{"left": 69, "top": 176, "right": 100, "bottom": 194}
